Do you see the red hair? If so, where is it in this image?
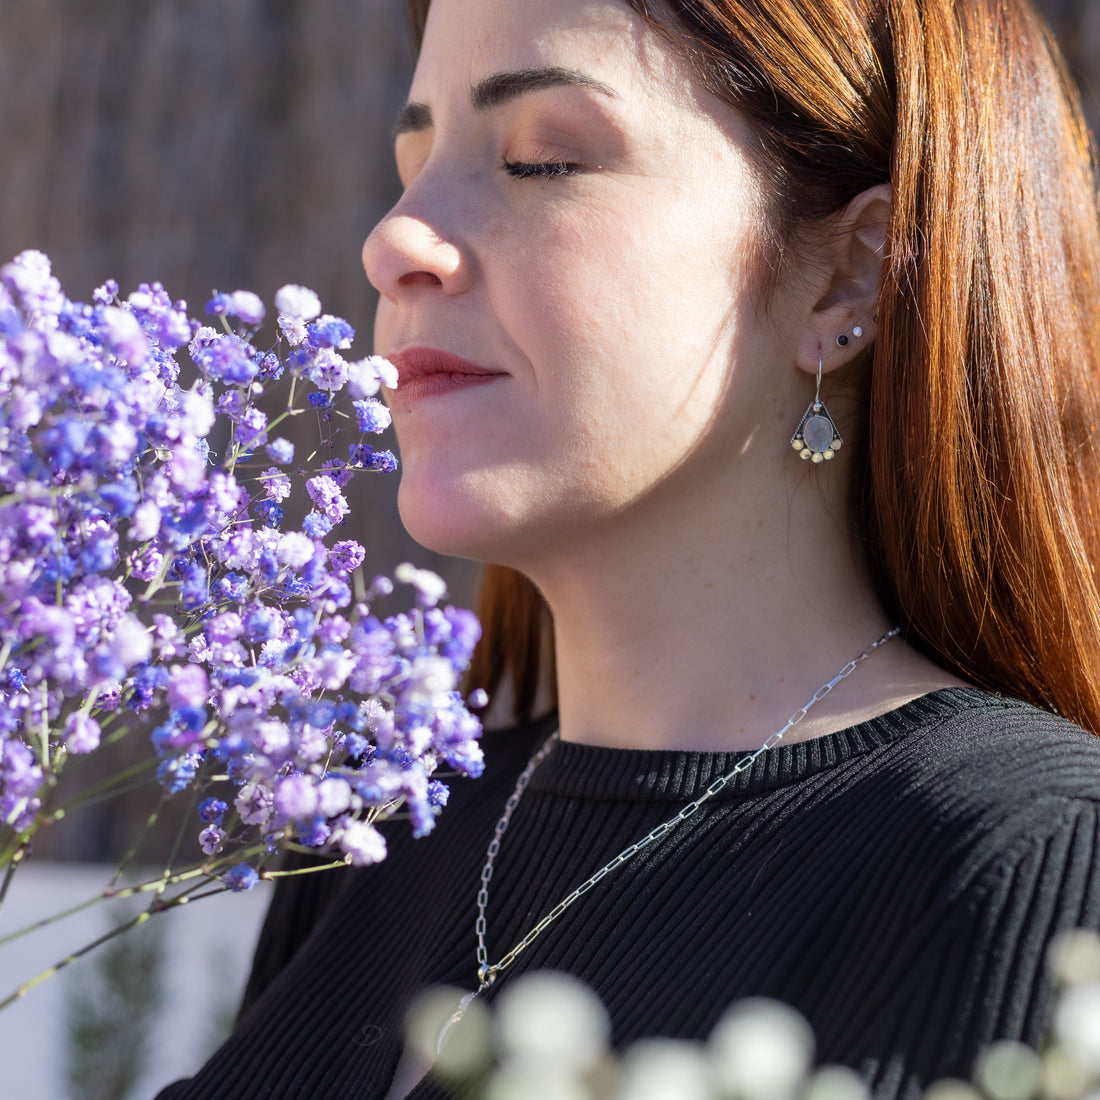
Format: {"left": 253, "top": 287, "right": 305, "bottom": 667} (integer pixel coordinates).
{"left": 407, "top": 0, "right": 1100, "bottom": 733}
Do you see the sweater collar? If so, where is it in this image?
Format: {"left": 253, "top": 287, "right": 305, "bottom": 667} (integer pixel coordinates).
{"left": 520, "top": 688, "right": 1013, "bottom": 802}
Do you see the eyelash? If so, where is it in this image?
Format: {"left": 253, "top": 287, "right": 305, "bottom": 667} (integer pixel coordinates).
{"left": 503, "top": 159, "right": 580, "bottom": 180}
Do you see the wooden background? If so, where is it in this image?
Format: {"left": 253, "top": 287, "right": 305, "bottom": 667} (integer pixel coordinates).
{"left": 1, "top": 0, "right": 1097, "bottom": 859}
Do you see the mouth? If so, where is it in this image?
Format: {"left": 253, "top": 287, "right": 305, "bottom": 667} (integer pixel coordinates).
{"left": 386, "top": 347, "right": 508, "bottom": 406}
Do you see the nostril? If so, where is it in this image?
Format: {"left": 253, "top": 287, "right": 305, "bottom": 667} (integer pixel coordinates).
{"left": 398, "top": 271, "right": 445, "bottom": 288}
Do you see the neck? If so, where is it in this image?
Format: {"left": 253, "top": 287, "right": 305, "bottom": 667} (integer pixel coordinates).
{"left": 515, "top": 464, "right": 953, "bottom": 751}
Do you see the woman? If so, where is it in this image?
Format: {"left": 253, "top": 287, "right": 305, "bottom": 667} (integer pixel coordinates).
{"left": 159, "top": 0, "right": 1100, "bottom": 1096}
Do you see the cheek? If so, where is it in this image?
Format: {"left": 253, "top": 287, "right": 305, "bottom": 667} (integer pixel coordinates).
{"left": 502, "top": 195, "right": 750, "bottom": 411}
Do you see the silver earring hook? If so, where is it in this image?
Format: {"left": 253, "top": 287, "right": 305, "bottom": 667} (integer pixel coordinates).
{"left": 791, "top": 346, "right": 842, "bottom": 462}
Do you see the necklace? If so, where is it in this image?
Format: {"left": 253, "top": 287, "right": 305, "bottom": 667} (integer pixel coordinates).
{"left": 435, "top": 626, "right": 900, "bottom": 1053}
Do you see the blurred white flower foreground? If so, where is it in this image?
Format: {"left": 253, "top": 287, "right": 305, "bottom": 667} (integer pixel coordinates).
{"left": 406, "top": 929, "right": 1100, "bottom": 1100}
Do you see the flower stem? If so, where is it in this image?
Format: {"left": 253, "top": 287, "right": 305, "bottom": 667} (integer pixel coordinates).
{"left": 48, "top": 757, "right": 159, "bottom": 819}
{"left": 0, "top": 890, "right": 200, "bottom": 1012}
{"left": 0, "top": 844, "right": 28, "bottom": 918}
{"left": 108, "top": 795, "right": 168, "bottom": 891}
{"left": 0, "top": 866, "right": 210, "bottom": 948}
{"left": 150, "top": 786, "right": 200, "bottom": 908}
{"left": 261, "top": 857, "right": 347, "bottom": 879}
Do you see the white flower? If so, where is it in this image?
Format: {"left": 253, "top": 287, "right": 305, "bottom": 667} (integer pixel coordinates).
{"left": 346, "top": 357, "right": 381, "bottom": 398}
{"left": 617, "top": 1038, "right": 712, "bottom": 1100}
{"left": 973, "top": 1041, "right": 1041, "bottom": 1100}
{"left": 277, "top": 531, "right": 315, "bottom": 569}
{"left": 316, "top": 777, "right": 352, "bottom": 817}
{"left": 395, "top": 562, "right": 448, "bottom": 607}
{"left": 1049, "top": 929, "right": 1100, "bottom": 987}
{"left": 129, "top": 501, "right": 162, "bottom": 543}
{"left": 802, "top": 1066, "right": 872, "bottom": 1100}
{"left": 495, "top": 971, "right": 610, "bottom": 1071}
{"left": 708, "top": 998, "right": 814, "bottom": 1100}
{"left": 273, "top": 284, "right": 321, "bottom": 321}
{"left": 407, "top": 655, "right": 457, "bottom": 703}
{"left": 228, "top": 290, "right": 265, "bottom": 326}
{"left": 100, "top": 306, "right": 148, "bottom": 364}
{"left": 347, "top": 354, "right": 398, "bottom": 397}
{"left": 108, "top": 613, "right": 153, "bottom": 668}
{"left": 178, "top": 383, "right": 216, "bottom": 438}
{"left": 337, "top": 819, "right": 387, "bottom": 866}
{"left": 404, "top": 987, "right": 492, "bottom": 1078}
{"left": 1054, "top": 981, "right": 1100, "bottom": 1073}
{"left": 1, "top": 249, "right": 64, "bottom": 315}
{"left": 485, "top": 1069, "right": 589, "bottom": 1100}
{"left": 313, "top": 648, "right": 357, "bottom": 692}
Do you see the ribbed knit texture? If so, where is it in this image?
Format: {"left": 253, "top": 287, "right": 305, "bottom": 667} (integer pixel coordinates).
{"left": 157, "top": 688, "right": 1100, "bottom": 1099}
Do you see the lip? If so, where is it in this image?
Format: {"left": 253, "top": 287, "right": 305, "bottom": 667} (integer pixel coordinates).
{"left": 387, "top": 347, "right": 508, "bottom": 406}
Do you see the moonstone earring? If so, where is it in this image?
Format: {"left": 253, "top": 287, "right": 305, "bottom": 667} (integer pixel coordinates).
{"left": 790, "top": 353, "right": 842, "bottom": 463}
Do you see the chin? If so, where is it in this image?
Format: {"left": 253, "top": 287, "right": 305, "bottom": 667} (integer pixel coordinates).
{"left": 396, "top": 468, "right": 525, "bottom": 563}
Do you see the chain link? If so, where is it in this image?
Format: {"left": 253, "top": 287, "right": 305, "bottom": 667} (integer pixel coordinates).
{"left": 471, "top": 626, "right": 900, "bottom": 990}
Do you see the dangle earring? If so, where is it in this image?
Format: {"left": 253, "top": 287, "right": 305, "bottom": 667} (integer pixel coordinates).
{"left": 790, "top": 352, "right": 842, "bottom": 463}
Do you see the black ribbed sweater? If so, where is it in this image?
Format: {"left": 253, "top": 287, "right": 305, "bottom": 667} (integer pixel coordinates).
{"left": 157, "top": 688, "right": 1100, "bottom": 1098}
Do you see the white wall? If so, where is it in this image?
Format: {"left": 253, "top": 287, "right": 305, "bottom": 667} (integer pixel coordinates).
{"left": 0, "top": 862, "right": 270, "bottom": 1099}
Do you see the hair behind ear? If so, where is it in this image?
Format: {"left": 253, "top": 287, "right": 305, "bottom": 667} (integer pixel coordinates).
{"left": 864, "top": 0, "right": 1100, "bottom": 729}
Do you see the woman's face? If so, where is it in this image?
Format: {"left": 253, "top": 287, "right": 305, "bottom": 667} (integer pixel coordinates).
{"left": 363, "top": 0, "right": 800, "bottom": 568}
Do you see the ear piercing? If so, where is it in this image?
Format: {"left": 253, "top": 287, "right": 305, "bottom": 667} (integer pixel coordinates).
{"left": 836, "top": 318, "right": 873, "bottom": 347}
{"left": 792, "top": 317, "right": 874, "bottom": 462}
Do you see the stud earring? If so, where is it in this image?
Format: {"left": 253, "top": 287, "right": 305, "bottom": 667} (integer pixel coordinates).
{"left": 836, "top": 320, "right": 870, "bottom": 347}
{"left": 791, "top": 353, "right": 843, "bottom": 463}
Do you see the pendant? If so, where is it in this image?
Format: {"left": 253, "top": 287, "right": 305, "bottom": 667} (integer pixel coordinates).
{"left": 791, "top": 399, "right": 842, "bottom": 463}
{"left": 436, "top": 990, "right": 479, "bottom": 1056}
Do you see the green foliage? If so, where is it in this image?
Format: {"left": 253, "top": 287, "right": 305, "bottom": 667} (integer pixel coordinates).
{"left": 63, "top": 911, "right": 165, "bottom": 1100}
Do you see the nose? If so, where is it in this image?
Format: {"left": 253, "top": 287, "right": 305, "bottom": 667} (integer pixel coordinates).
{"left": 362, "top": 191, "right": 473, "bottom": 300}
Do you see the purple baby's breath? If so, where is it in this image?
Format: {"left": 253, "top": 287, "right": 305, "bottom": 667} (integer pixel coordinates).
{"left": 224, "top": 864, "right": 259, "bottom": 892}
{"left": 306, "top": 475, "right": 350, "bottom": 524}
{"left": 265, "top": 438, "right": 294, "bottom": 465}
{"left": 198, "top": 798, "right": 228, "bottom": 824}
{"left": 260, "top": 468, "right": 292, "bottom": 502}
{"left": 0, "top": 252, "right": 482, "bottom": 924}
{"left": 63, "top": 714, "right": 101, "bottom": 754}
{"left": 335, "top": 819, "right": 387, "bottom": 867}
{"left": 199, "top": 824, "right": 227, "bottom": 855}
{"left": 306, "top": 348, "right": 349, "bottom": 392}
{"left": 306, "top": 315, "right": 355, "bottom": 351}
{"left": 354, "top": 398, "right": 392, "bottom": 435}
{"left": 274, "top": 284, "right": 321, "bottom": 347}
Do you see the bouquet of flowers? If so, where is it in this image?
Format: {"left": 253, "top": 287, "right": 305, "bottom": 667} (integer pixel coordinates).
{"left": 0, "top": 250, "right": 485, "bottom": 1006}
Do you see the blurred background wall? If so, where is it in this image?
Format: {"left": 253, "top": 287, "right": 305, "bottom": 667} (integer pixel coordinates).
{"left": 0, "top": 0, "right": 481, "bottom": 607}
{"left": 0, "top": 0, "right": 1098, "bottom": 860}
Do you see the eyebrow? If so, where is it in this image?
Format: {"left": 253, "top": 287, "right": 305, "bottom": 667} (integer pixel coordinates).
{"left": 392, "top": 66, "right": 618, "bottom": 137}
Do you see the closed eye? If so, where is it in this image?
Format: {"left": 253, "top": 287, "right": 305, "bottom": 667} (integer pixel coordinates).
{"left": 503, "top": 159, "right": 581, "bottom": 179}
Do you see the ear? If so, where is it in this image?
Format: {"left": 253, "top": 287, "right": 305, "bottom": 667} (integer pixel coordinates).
{"left": 794, "top": 183, "right": 891, "bottom": 376}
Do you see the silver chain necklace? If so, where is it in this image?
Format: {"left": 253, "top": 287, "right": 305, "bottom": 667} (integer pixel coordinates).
{"left": 436, "top": 626, "right": 900, "bottom": 1053}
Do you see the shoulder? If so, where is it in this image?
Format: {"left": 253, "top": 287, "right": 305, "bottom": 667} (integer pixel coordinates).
{"left": 856, "top": 686, "right": 1100, "bottom": 800}
{"left": 842, "top": 687, "right": 1100, "bottom": 901}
